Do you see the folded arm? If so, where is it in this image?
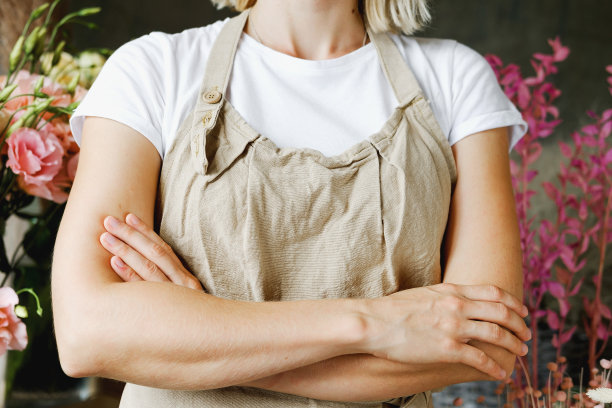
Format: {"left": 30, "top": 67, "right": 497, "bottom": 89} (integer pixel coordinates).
{"left": 55, "top": 119, "right": 528, "bottom": 399}
{"left": 51, "top": 117, "right": 369, "bottom": 390}
{"left": 236, "top": 126, "right": 527, "bottom": 402}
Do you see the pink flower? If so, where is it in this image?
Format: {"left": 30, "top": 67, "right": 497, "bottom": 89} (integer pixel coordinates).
{"left": 0, "top": 70, "right": 81, "bottom": 114}
{"left": 72, "top": 85, "right": 88, "bottom": 103}
{"left": 0, "top": 71, "right": 36, "bottom": 111}
{"left": 6, "top": 127, "right": 68, "bottom": 203}
{"left": 40, "top": 119, "right": 79, "bottom": 154}
{"left": 0, "top": 288, "right": 28, "bottom": 355}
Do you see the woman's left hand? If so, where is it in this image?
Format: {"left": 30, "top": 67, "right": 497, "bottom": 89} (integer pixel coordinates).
{"left": 99, "top": 213, "right": 203, "bottom": 291}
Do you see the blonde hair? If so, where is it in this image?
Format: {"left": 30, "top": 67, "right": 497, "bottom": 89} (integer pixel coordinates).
{"left": 209, "top": 0, "right": 432, "bottom": 35}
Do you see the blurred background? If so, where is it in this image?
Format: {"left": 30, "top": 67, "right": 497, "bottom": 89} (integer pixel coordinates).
{"left": 0, "top": 0, "right": 611, "bottom": 407}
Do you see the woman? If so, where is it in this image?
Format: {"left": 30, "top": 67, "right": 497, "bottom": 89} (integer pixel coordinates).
{"left": 51, "top": 0, "right": 532, "bottom": 407}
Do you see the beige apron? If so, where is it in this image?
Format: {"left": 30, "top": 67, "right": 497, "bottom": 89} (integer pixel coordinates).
{"left": 119, "top": 8, "right": 457, "bottom": 408}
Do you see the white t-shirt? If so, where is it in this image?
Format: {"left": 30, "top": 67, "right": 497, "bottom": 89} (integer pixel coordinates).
{"left": 69, "top": 16, "right": 528, "bottom": 159}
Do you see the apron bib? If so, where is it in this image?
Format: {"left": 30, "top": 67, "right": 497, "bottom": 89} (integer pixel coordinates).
{"left": 120, "top": 8, "right": 457, "bottom": 408}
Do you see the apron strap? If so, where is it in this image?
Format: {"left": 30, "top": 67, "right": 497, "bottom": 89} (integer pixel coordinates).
{"left": 190, "top": 9, "right": 251, "bottom": 172}
{"left": 190, "top": 8, "right": 424, "bottom": 171}
{"left": 367, "top": 26, "right": 424, "bottom": 108}
{"left": 198, "top": 8, "right": 251, "bottom": 111}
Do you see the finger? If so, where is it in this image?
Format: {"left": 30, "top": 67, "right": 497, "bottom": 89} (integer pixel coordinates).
{"left": 103, "top": 215, "right": 186, "bottom": 284}
{"left": 110, "top": 256, "right": 143, "bottom": 282}
{"left": 100, "top": 231, "right": 170, "bottom": 283}
{"left": 451, "top": 341, "right": 507, "bottom": 380}
{"left": 449, "top": 283, "right": 528, "bottom": 318}
{"left": 123, "top": 214, "right": 204, "bottom": 291}
{"left": 460, "top": 320, "right": 528, "bottom": 357}
{"left": 465, "top": 300, "right": 531, "bottom": 341}
{"left": 124, "top": 213, "right": 182, "bottom": 265}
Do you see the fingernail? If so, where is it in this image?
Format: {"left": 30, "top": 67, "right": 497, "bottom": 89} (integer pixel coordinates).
{"left": 106, "top": 216, "right": 119, "bottom": 228}
{"left": 522, "top": 344, "right": 528, "bottom": 354}
{"left": 126, "top": 213, "right": 140, "bottom": 226}
{"left": 522, "top": 306, "right": 528, "bottom": 316}
{"left": 499, "top": 369, "right": 506, "bottom": 379}
{"left": 102, "top": 232, "right": 118, "bottom": 244}
{"left": 113, "top": 257, "right": 126, "bottom": 268}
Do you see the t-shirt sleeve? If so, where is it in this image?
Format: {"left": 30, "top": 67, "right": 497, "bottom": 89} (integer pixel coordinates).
{"left": 68, "top": 32, "right": 166, "bottom": 158}
{"left": 449, "top": 41, "right": 528, "bottom": 153}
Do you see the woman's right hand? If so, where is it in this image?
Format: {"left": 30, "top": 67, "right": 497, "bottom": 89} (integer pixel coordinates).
{"left": 358, "top": 282, "right": 531, "bottom": 379}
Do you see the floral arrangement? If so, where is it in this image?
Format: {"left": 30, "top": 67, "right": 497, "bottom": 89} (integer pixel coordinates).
{"left": 448, "top": 36, "right": 612, "bottom": 408}
{"left": 0, "top": 0, "right": 104, "bottom": 359}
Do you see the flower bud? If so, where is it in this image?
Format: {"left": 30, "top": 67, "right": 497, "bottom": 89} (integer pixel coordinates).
{"left": 66, "top": 71, "right": 81, "bottom": 94}
{"left": 30, "top": 3, "right": 50, "bottom": 20}
{"left": 9, "top": 36, "right": 25, "bottom": 71}
{"left": 33, "top": 96, "right": 54, "bottom": 112}
{"left": 53, "top": 40, "right": 66, "bottom": 67}
{"left": 24, "top": 27, "right": 41, "bottom": 55}
{"left": 76, "top": 7, "right": 101, "bottom": 17}
{"left": 39, "top": 52, "right": 54, "bottom": 74}
{"left": 34, "top": 26, "right": 48, "bottom": 56}
{"left": 14, "top": 305, "right": 28, "bottom": 319}
{"left": 33, "top": 76, "right": 45, "bottom": 94}
{"left": 0, "top": 84, "right": 18, "bottom": 103}
{"left": 6, "top": 115, "right": 27, "bottom": 136}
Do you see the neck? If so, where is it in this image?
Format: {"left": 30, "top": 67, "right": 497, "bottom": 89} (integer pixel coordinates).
{"left": 245, "top": 0, "right": 367, "bottom": 61}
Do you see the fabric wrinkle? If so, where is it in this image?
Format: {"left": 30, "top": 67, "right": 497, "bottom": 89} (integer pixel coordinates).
{"left": 127, "top": 7, "right": 457, "bottom": 408}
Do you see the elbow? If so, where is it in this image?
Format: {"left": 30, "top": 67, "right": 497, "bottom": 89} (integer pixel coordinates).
{"left": 55, "top": 324, "right": 103, "bottom": 378}
{"left": 53, "top": 286, "right": 106, "bottom": 378}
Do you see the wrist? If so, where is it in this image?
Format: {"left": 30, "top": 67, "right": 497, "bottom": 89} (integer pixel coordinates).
{"left": 339, "top": 297, "right": 380, "bottom": 355}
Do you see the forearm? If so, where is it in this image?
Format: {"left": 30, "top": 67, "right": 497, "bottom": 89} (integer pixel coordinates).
{"left": 52, "top": 278, "right": 366, "bottom": 390}
{"left": 240, "top": 339, "right": 515, "bottom": 402}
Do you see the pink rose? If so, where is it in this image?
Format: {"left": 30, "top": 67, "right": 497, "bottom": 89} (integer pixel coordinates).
{"left": 6, "top": 127, "right": 68, "bottom": 203}
{"left": 0, "top": 287, "right": 28, "bottom": 355}
{"left": 40, "top": 119, "right": 79, "bottom": 154}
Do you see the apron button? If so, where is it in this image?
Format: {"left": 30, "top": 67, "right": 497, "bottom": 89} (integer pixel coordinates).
{"left": 202, "top": 110, "right": 214, "bottom": 126}
{"left": 203, "top": 90, "right": 222, "bottom": 104}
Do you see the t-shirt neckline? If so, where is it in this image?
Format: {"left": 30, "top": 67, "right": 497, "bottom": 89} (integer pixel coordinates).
{"left": 238, "top": 30, "right": 377, "bottom": 73}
